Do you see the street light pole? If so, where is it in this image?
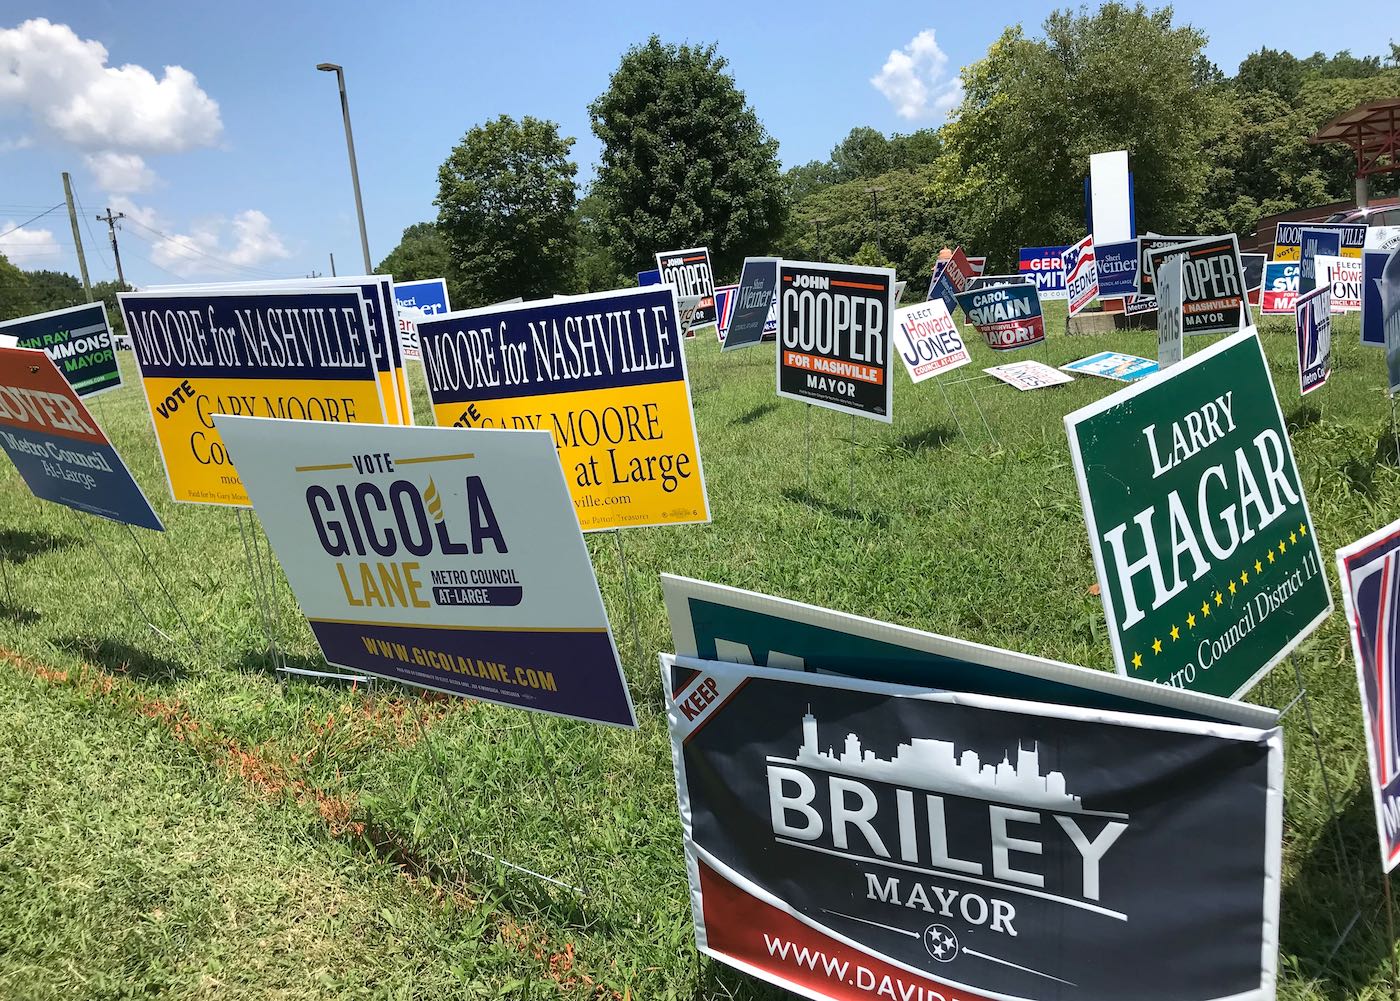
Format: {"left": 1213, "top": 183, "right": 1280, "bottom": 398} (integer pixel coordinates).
{"left": 316, "top": 62, "right": 373, "bottom": 274}
{"left": 865, "top": 187, "right": 886, "bottom": 258}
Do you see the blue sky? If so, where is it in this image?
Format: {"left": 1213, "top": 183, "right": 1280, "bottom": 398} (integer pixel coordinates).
{"left": 0, "top": 2, "right": 1391, "bottom": 288}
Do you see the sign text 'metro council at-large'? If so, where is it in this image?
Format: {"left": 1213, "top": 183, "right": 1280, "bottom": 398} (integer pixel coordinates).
{"left": 1066, "top": 330, "right": 1331, "bottom": 698}
{"left": 777, "top": 260, "right": 895, "bottom": 422}
{"left": 416, "top": 285, "right": 709, "bottom": 532}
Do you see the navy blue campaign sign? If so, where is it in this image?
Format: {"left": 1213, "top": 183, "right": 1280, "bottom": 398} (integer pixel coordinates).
{"left": 0, "top": 301, "right": 121, "bottom": 398}
{"left": 1094, "top": 240, "right": 1139, "bottom": 297}
{"left": 723, "top": 257, "right": 779, "bottom": 352}
{"left": 1299, "top": 228, "right": 1342, "bottom": 295}
{"left": 1363, "top": 249, "right": 1396, "bottom": 348}
{"left": 1295, "top": 285, "right": 1332, "bottom": 396}
{"left": 0, "top": 347, "right": 161, "bottom": 531}
{"left": 662, "top": 575, "right": 1277, "bottom": 728}
{"left": 216, "top": 417, "right": 634, "bottom": 727}
{"left": 1337, "top": 518, "right": 1400, "bottom": 870}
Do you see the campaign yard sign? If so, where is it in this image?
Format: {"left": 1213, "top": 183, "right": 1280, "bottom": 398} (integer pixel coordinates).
{"left": 0, "top": 346, "right": 162, "bottom": 531}
{"left": 661, "top": 574, "right": 1277, "bottom": 726}
{"left": 1063, "top": 352, "right": 1159, "bottom": 383}
{"left": 1295, "top": 286, "right": 1332, "bottom": 396}
{"left": 955, "top": 282, "right": 1046, "bottom": 351}
{"left": 1336, "top": 517, "right": 1400, "bottom": 870}
{"left": 0, "top": 302, "right": 121, "bottom": 399}
{"left": 1157, "top": 253, "right": 1184, "bottom": 370}
{"left": 940, "top": 248, "right": 976, "bottom": 296}
{"left": 665, "top": 655, "right": 1283, "bottom": 1001}
{"left": 1273, "top": 221, "right": 1367, "bottom": 262}
{"left": 1095, "top": 240, "right": 1139, "bottom": 298}
{"left": 1146, "top": 235, "right": 1247, "bottom": 336}
{"left": 656, "top": 247, "right": 717, "bottom": 330}
{"left": 393, "top": 277, "right": 452, "bottom": 362}
{"left": 892, "top": 300, "right": 969, "bottom": 384}
{"left": 1242, "top": 253, "right": 1268, "bottom": 306}
{"left": 1261, "top": 262, "right": 1300, "bottom": 315}
{"left": 984, "top": 360, "right": 1073, "bottom": 391}
{"left": 776, "top": 261, "right": 895, "bottom": 422}
{"left": 1062, "top": 236, "right": 1099, "bottom": 317}
{"left": 118, "top": 288, "right": 386, "bottom": 507}
{"left": 1380, "top": 251, "right": 1400, "bottom": 393}
{"left": 1299, "top": 228, "right": 1342, "bottom": 295}
{"left": 416, "top": 285, "right": 709, "bottom": 531}
{"left": 1363, "top": 248, "right": 1400, "bottom": 353}
{"left": 216, "top": 418, "right": 634, "bottom": 727}
{"left": 966, "top": 274, "right": 1030, "bottom": 292}
{"left": 1018, "top": 245, "right": 1070, "bottom": 300}
{"left": 713, "top": 284, "right": 738, "bottom": 341}
{"left": 725, "top": 257, "right": 779, "bottom": 352}
{"left": 1066, "top": 329, "right": 1331, "bottom": 698}
{"left": 1136, "top": 235, "right": 1195, "bottom": 297}
{"left": 1316, "top": 255, "right": 1363, "bottom": 313}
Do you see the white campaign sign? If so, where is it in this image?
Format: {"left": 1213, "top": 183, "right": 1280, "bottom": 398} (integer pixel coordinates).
{"left": 1156, "top": 253, "right": 1184, "bottom": 369}
{"left": 892, "top": 299, "right": 970, "bottom": 383}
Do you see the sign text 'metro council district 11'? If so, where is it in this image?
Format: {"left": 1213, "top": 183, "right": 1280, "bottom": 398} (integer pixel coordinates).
{"left": 777, "top": 261, "right": 895, "bottom": 422}
{"left": 1066, "top": 329, "right": 1331, "bottom": 698}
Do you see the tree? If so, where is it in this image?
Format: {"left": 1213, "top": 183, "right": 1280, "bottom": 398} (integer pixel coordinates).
{"left": 573, "top": 190, "right": 626, "bottom": 293}
{"left": 435, "top": 115, "right": 579, "bottom": 306}
{"left": 1236, "top": 48, "right": 1303, "bottom": 99}
{"left": 22, "top": 269, "right": 84, "bottom": 314}
{"left": 376, "top": 222, "right": 451, "bottom": 285}
{"left": 589, "top": 36, "right": 786, "bottom": 276}
{"left": 0, "top": 254, "right": 35, "bottom": 322}
{"left": 942, "top": 5, "right": 1219, "bottom": 266}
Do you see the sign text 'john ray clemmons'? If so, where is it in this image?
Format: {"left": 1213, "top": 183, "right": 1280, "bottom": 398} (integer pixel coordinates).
{"left": 216, "top": 418, "right": 635, "bottom": 727}
{"left": 415, "top": 285, "right": 709, "bottom": 531}
{"left": 118, "top": 288, "right": 386, "bottom": 507}
{"left": 777, "top": 261, "right": 895, "bottom": 422}
{"left": 1066, "top": 329, "right": 1331, "bottom": 698}
{"left": 0, "top": 301, "right": 121, "bottom": 399}
{"left": 665, "top": 656, "right": 1283, "bottom": 1001}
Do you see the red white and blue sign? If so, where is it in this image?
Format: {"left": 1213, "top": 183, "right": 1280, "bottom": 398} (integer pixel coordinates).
{"left": 1018, "top": 246, "right": 1070, "bottom": 300}
{"left": 1262, "top": 262, "right": 1301, "bottom": 315}
{"left": 0, "top": 346, "right": 162, "bottom": 531}
{"left": 1062, "top": 236, "right": 1099, "bottom": 316}
{"left": 1296, "top": 285, "right": 1332, "bottom": 396}
{"left": 713, "top": 284, "right": 738, "bottom": 342}
{"left": 1338, "top": 518, "right": 1400, "bottom": 870}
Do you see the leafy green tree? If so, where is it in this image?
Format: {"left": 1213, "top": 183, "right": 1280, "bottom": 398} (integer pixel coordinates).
{"left": 435, "top": 115, "right": 578, "bottom": 306}
{"left": 1236, "top": 48, "right": 1304, "bottom": 99}
{"left": 573, "top": 190, "right": 627, "bottom": 293}
{"left": 22, "top": 270, "right": 84, "bottom": 314}
{"left": 92, "top": 279, "right": 132, "bottom": 338}
{"left": 1300, "top": 50, "right": 1383, "bottom": 80}
{"left": 0, "top": 254, "right": 34, "bottom": 322}
{"left": 376, "top": 222, "right": 451, "bottom": 286}
{"left": 588, "top": 36, "right": 785, "bottom": 276}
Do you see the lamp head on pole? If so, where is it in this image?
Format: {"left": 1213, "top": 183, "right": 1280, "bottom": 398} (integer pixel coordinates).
{"left": 316, "top": 62, "right": 341, "bottom": 73}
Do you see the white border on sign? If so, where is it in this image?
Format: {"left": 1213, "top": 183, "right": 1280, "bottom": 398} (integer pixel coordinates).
{"left": 1295, "top": 284, "right": 1332, "bottom": 398}
{"left": 1335, "top": 519, "right": 1400, "bottom": 872}
{"left": 118, "top": 287, "right": 386, "bottom": 508}
{"left": 661, "top": 652, "right": 1284, "bottom": 1001}
{"left": 774, "top": 259, "right": 896, "bottom": 424}
{"left": 0, "top": 300, "right": 123, "bottom": 400}
{"left": 1063, "top": 328, "right": 1333, "bottom": 698}
{"left": 417, "top": 283, "right": 712, "bottom": 532}
{"left": 1146, "top": 233, "right": 1248, "bottom": 335}
{"left": 722, "top": 256, "right": 781, "bottom": 353}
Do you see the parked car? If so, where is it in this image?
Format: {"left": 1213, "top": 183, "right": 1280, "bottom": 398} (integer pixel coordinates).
{"left": 1324, "top": 201, "right": 1400, "bottom": 227}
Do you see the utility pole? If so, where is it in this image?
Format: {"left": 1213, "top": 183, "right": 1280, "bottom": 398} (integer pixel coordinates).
{"left": 96, "top": 207, "right": 127, "bottom": 288}
{"left": 61, "top": 172, "right": 93, "bottom": 302}
{"left": 329, "top": 252, "right": 336, "bottom": 277}
{"left": 865, "top": 186, "right": 886, "bottom": 258}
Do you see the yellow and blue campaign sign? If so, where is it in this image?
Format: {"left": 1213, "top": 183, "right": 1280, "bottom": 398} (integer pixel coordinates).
{"left": 118, "top": 288, "right": 386, "bottom": 507}
{"left": 417, "top": 286, "right": 709, "bottom": 532}
{"left": 216, "top": 417, "right": 634, "bottom": 726}
{"left": 0, "top": 346, "right": 162, "bottom": 531}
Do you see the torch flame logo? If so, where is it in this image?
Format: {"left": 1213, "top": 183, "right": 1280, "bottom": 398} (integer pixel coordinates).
{"left": 425, "top": 479, "right": 444, "bottom": 522}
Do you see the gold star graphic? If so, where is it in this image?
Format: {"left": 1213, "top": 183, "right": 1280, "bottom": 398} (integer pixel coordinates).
{"left": 1290, "top": 531, "right": 1297, "bottom": 545}
{"left": 1254, "top": 559, "right": 1263, "bottom": 574}
{"left": 1267, "top": 550, "right": 1276, "bottom": 564}
{"left": 1214, "top": 591, "right": 1224, "bottom": 606}
{"left": 1152, "top": 638, "right": 1163, "bottom": 655}
{"left": 1201, "top": 600, "right": 1210, "bottom": 616}
{"left": 1187, "top": 612, "right": 1197, "bottom": 629}
{"left": 1279, "top": 540, "right": 1287, "bottom": 554}
{"left": 1241, "top": 569, "right": 1250, "bottom": 585}
{"left": 1170, "top": 625, "right": 1180, "bottom": 641}
{"left": 1228, "top": 580, "right": 1237, "bottom": 596}
{"left": 1132, "top": 651, "right": 1143, "bottom": 669}
{"left": 1299, "top": 523, "right": 1307, "bottom": 537}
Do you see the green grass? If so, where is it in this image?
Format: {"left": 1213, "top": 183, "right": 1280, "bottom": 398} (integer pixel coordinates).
{"left": 2, "top": 303, "right": 1400, "bottom": 998}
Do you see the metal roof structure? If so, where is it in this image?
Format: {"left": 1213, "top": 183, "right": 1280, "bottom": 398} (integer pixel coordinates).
{"left": 1310, "top": 97, "right": 1400, "bottom": 178}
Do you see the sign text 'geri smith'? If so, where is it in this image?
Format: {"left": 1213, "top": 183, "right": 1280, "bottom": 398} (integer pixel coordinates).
{"left": 421, "top": 296, "right": 695, "bottom": 495}
{"left": 124, "top": 298, "right": 375, "bottom": 467}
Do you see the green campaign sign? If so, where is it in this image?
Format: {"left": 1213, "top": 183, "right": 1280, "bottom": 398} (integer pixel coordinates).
{"left": 1066, "top": 330, "right": 1331, "bottom": 698}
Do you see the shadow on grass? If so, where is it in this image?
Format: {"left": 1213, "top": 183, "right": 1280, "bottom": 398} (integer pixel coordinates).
{"left": 780, "top": 487, "right": 889, "bottom": 527}
{"left": 58, "top": 634, "right": 188, "bottom": 684}
{"left": 1279, "top": 789, "right": 1396, "bottom": 999}
{"left": 733, "top": 401, "right": 778, "bottom": 426}
{"left": 893, "top": 424, "right": 958, "bottom": 455}
{"left": 1342, "top": 455, "right": 1379, "bottom": 499}
{"left": 1374, "top": 427, "right": 1400, "bottom": 468}
{"left": 0, "top": 601, "right": 39, "bottom": 625}
{"left": 233, "top": 647, "right": 374, "bottom": 688}
{"left": 1287, "top": 401, "right": 1324, "bottom": 434}
{"left": 0, "top": 527, "right": 75, "bottom": 564}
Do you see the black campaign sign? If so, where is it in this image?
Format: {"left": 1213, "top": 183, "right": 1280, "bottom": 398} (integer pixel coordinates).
{"left": 667, "top": 657, "right": 1282, "bottom": 1001}
{"left": 776, "top": 261, "right": 894, "bottom": 423}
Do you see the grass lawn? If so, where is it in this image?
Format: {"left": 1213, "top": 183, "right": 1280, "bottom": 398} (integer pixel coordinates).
{"left": 2, "top": 302, "right": 1399, "bottom": 998}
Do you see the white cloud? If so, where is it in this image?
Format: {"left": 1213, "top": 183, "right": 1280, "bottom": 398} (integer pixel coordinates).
{"left": 110, "top": 197, "right": 291, "bottom": 278}
{"left": 0, "top": 136, "right": 34, "bottom": 152}
{"left": 0, "top": 18, "right": 222, "bottom": 153}
{"left": 871, "top": 29, "right": 965, "bottom": 121}
{"left": 0, "top": 221, "right": 62, "bottom": 263}
{"left": 85, "top": 151, "right": 156, "bottom": 193}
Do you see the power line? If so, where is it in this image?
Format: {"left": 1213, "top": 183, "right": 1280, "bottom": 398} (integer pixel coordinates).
{"left": 0, "top": 204, "right": 64, "bottom": 241}
{"left": 122, "top": 217, "right": 288, "bottom": 279}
